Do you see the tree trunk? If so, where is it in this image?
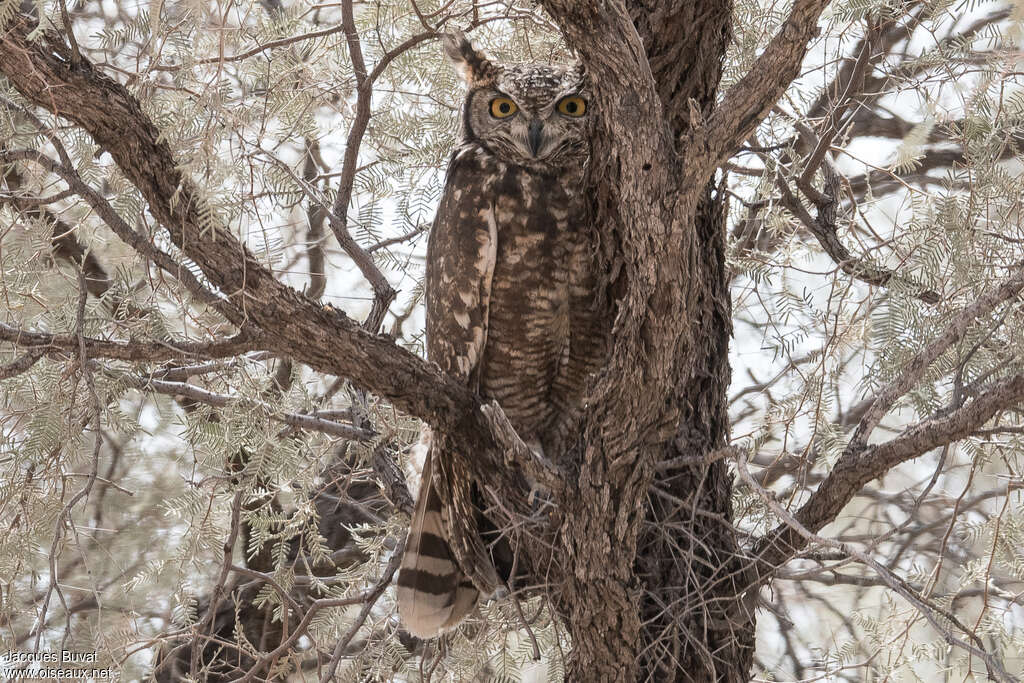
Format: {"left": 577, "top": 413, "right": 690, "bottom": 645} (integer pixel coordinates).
{"left": 532, "top": 2, "right": 756, "bottom": 679}
{"left": 552, "top": 185, "right": 753, "bottom": 681}
{"left": 635, "top": 184, "right": 755, "bottom": 681}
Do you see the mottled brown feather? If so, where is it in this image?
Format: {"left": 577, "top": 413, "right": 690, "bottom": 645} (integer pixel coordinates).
{"left": 397, "top": 34, "right": 604, "bottom": 639}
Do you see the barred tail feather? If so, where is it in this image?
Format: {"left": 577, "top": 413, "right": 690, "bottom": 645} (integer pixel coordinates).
{"left": 397, "top": 450, "right": 479, "bottom": 638}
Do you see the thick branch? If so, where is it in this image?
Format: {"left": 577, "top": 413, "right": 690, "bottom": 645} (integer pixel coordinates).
{"left": 0, "top": 349, "right": 45, "bottom": 379}
{"left": 697, "top": 0, "right": 832, "bottom": 172}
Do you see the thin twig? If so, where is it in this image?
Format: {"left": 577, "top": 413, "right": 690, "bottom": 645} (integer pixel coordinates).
{"left": 319, "top": 538, "right": 405, "bottom": 683}
{"left": 736, "top": 451, "right": 1015, "bottom": 683}
{"left": 110, "top": 372, "right": 376, "bottom": 441}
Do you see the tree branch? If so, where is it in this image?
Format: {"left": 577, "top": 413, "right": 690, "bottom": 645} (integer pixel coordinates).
{"left": 110, "top": 371, "right": 376, "bottom": 440}
{"left": 329, "top": 0, "right": 396, "bottom": 333}
{"left": 0, "top": 148, "right": 232, "bottom": 314}
{"left": 751, "top": 372, "right": 1024, "bottom": 575}
{"left": 852, "top": 265, "right": 1024, "bottom": 447}
{"left": 797, "top": 16, "right": 879, "bottom": 194}
{"left": 149, "top": 22, "right": 348, "bottom": 72}
{"left": 775, "top": 169, "right": 941, "bottom": 304}
{"left": 697, "top": 0, "right": 832, "bottom": 172}
{"left": 737, "top": 451, "right": 1016, "bottom": 683}
{"left": 1, "top": 162, "right": 113, "bottom": 300}
{"left": 0, "top": 349, "right": 46, "bottom": 379}
{"left": 0, "top": 321, "right": 264, "bottom": 362}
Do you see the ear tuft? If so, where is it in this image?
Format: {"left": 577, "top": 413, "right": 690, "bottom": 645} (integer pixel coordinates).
{"left": 442, "top": 30, "right": 496, "bottom": 85}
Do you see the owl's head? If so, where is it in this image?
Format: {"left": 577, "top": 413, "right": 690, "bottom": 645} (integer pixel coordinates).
{"left": 443, "top": 31, "right": 590, "bottom": 174}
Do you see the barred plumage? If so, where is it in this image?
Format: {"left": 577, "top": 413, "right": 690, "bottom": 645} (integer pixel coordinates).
{"left": 397, "top": 31, "right": 603, "bottom": 638}
{"left": 396, "top": 435, "right": 480, "bottom": 637}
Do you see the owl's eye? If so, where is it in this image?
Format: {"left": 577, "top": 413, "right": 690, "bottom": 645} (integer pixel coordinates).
{"left": 489, "top": 97, "right": 518, "bottom": 118}
{"left": 556, "top": 96, "right": 586, "bottom": 117}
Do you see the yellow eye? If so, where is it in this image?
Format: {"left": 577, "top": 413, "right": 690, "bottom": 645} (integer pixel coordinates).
{"left": 557, "top": 96, "right": 586, "bottom": 117}
{"left": 489, "top": 97, "right": 518, "bottom": 118}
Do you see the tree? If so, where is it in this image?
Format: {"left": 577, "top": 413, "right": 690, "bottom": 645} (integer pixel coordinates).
{"left": 1, "top": 0, "right": 1023, "bottom": 679}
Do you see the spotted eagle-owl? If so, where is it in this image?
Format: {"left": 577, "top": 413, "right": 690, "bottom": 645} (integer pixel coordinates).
{"left": 396, "top": 32, "right": 604, "bottom": 638}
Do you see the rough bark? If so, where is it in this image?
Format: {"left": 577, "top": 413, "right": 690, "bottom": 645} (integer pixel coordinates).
{"left": 530, "top": 0, "right": 822, "bottom": 676}
{"left": 628, "top": 2, "right": 754, "bottom": 678}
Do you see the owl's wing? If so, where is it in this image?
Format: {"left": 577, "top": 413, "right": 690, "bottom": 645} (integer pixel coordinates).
{"left": 424, "top": 148, "right": 496, "bottom": 385}
{"left": 397, "top": 149, "right": 500, "bottom": 638}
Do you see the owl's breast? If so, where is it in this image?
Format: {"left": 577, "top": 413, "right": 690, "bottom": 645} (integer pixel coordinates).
{"left": 477, "top": 166, "right": 600, "bottom": 448}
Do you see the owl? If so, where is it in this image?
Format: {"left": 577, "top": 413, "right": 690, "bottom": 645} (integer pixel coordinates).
{"left": 396, "top": 31, "right": 605, "bottom": 638}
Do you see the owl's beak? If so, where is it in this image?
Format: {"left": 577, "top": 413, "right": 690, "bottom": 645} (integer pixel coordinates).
{"left": 527, "top": 119, "right": 544, "bottom": 157}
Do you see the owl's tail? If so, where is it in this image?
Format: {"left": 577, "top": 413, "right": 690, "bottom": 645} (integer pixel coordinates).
{"left": 396, "top": 448, "right": 479, "bottom": 638}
